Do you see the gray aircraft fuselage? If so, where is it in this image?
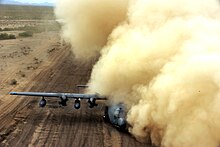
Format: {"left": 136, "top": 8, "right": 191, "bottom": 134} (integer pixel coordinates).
{"left": 104, "top": 103, "right": 127, "bottom": 131}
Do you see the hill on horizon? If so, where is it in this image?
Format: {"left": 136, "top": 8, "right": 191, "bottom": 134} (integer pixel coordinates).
{"left": 1, "top": 0, "right": 54, "bottom": 7}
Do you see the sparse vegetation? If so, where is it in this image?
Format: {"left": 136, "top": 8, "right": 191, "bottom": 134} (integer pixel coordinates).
{"left": 9, "top": 79, "right": 17, "bottom": 85}
{"left": 9, "top": 34, "right": 16, "bottom": 39}
{"left": 0, "top": 33, "right": 16, "bottom": 40}
{"left": 27, "top": 65, "right": 38, "bottom": 70}
{"left": 21, "top": 73, "right": 26, "bottom": 77}
{"left": 33, "top": 57, "right": 42, "bottom": 64}
{"left": 47, "top": 48, "right": 56, "bottom": 53}
{"left": 20, "top": 46, "right": 33, "bottom": 55}
{"left": 0, "top": 28, "right": 14, "bottom": 31}
{"left": 17, "top": 71, "right": 26, "bottom": 78}
{"left": 19, "top": 31, "right": 33, "bottom": 37}
{"left": 0, "top": 5, "right": 55, "bottom": 20}
{"left": 0, "top": 24, "right": 60, "bottom": 36}
{"left": 0, "top": 5, "right": 60, "bottom": 36}
{"left": 20, "top": 24, "right": 60, "bottom": 33}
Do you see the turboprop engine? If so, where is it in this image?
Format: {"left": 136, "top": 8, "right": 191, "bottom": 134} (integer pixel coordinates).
{"left": 39, "top": 97, "right": 46, "bottom": 107}
{"left": 74, "top": 99, "right": 81, "bottom": 109}
{"left": 88, "top": 98, "right": 98, "bottom": 108}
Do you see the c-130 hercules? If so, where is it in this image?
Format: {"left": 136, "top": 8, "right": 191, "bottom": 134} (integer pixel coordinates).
{"left": 9, "top": 85, "right": 127, "bottom": 131}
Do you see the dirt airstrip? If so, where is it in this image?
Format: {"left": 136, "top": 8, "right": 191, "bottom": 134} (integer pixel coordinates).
{"left": 0, "top": 29, "right": 152, "bottom": 146}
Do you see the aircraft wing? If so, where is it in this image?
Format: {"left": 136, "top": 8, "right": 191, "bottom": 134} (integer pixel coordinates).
{"left": 9, "top": 91, "right": 106, "bottom": 109}
{"left": 9, "top": 92, "right": 106, "bottom": 100}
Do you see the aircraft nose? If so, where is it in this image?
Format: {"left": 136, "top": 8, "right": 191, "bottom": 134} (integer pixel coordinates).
{"left": 118, "top": 118, "right": 126, "bottom": 130}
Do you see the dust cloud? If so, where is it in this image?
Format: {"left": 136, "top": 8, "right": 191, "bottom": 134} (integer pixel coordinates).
{"left": 55, "top": 0, "right": 128, "bottom": 58}
{"left": 55, "top": 0, "right": 220, "bottom": 146}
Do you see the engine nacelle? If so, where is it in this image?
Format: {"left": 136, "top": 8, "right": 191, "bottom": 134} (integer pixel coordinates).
{"left": 39, "top": 98, "right": 46, "bottom": 107}
{"left": 59, "top": 96, "right": 68, "bottom": 106}
{"left": 88, "top": 98, "right": 97, "bottom": 108}
{"left": 74, "top": 99, "right": 80, "bottom": 109}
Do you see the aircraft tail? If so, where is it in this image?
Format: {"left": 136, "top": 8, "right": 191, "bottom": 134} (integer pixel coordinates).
{"left": 76, "top": 85, "right": 89, "bottom": 88}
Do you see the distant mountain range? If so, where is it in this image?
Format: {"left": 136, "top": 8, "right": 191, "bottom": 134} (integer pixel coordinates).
{"left": 0, "top": 0, "right": 54, "bottom": 6}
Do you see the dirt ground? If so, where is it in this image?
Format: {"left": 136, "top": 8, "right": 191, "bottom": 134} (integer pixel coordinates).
{"left": 0, "top": 29, "right": 152, "bottom": 146}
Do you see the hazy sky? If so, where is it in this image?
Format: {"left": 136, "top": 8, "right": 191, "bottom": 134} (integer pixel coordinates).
{"left": 13, "top": 0, "right": 55, "bottom": 3}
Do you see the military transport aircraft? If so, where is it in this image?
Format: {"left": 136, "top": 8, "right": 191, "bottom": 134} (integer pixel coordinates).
{"left": 9, "top": 88, "right": 127, "bottom": 131}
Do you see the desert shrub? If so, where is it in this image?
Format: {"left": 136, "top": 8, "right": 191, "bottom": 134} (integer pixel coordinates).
{"left": 0, "top": 28, "right": 2, "bottom": 31}
{"left": 2, "top": 28, "right": 14, "bottom": 31}
{"left": 9, "top": 34, "right": 16, "bottom": 39}
{"left": 21, "top": 73, "right": 26, "bottom": 77}
{"left": 17, "top": 25, "right": 44, "bottom": 33}
{"left": 0, "top": 5, "right": 55, "bottom": 20}
{"left": 45, "top": 23, "right": 61, "bottom": 31}
{"left": 19, "top": 31, "right": 33, "bottom": 37}
{"left": 17, "top": 23, "right": 60, "bottom": 33}
{"left": 10, "top": 79, "right": 17, "bottom": 85}
{"left": 0, "top": 33, "right": 8, "bottom": 39}
{"left": 0, "top": 33, "right": 16, "bottom": 40}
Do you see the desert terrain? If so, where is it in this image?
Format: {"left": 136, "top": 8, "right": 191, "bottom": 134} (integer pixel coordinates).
{"left": 0, "top": 4, "right": 151, "bottom": 147}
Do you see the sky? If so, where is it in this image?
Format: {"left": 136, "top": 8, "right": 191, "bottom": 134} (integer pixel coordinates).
{"left": 18, "top": 0, "right": 55, "bottom": 3}
{"left": 6, "top": 0, "right": 55, "bottom": 4}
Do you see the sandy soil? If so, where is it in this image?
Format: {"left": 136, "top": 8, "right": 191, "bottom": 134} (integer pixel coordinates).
{"left": 0, "top": 31, "right": 152, "bottom": 146}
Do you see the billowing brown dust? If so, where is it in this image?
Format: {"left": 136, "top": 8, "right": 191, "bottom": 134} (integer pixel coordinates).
{"left": 55, "top": 0, "right": 220, "bottom": 146}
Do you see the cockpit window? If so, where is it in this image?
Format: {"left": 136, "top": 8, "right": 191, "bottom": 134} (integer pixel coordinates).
{"left": 114, "top": 107, "right": 121, "bottom": 119}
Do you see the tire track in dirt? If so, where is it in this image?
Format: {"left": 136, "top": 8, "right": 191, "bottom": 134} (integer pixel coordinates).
{"left": 0, "top": 43, "right": 69, "bottom": 146}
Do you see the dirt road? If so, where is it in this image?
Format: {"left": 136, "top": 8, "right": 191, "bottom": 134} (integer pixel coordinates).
{"left": 0, "top": 32, "right": 151, "bottom": 146}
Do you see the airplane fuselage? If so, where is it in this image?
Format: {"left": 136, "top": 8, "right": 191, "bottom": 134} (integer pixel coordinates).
{"left": 103, "top": 103, "right": 127, "bottom": 131}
